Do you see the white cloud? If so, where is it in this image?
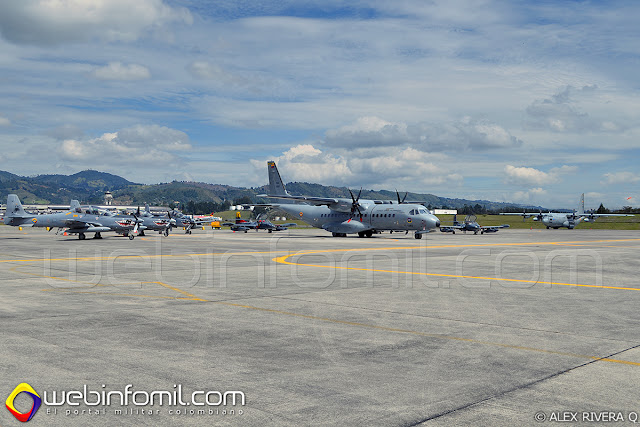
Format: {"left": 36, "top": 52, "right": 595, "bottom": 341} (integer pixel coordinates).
{"left": 59, "top": 124, "right": 190, "bottom": 166}
{"left": 601, "top": 172, "right": 640, "bottom": 185}
{"left": 504, "top": 164, "right": 577, "bottom": 186}
{"left": 324, "top": 116, "right": 522, "bottom": 151}
{"left": 0, "top": 0, "right": 192, "bottom": 46}
{"left": 251, "top": 144, "right": 462, "bottom": 191}
{"left": 525, "top": 85, "right": 626, "bottom": 133}
{"left": 511, "top": 188, "right": 547, "bottom": 203}
{"left": 0, "top": 116, "right": 10, "bottom": 126}
{"left": 92, "top": 62, "right": 151, "bottom": 81}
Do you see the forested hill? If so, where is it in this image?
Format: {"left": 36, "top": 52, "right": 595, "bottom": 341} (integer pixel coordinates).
{"left": 0, "top": 170, "right": 535, "bottom": 212}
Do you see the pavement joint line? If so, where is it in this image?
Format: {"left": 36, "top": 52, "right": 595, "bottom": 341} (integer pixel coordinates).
{"left": 210, "top": 300, "right": 640, "bottom": 367}
{"left": 5, "top": 236, "right": 640, "bottom": 367}
{"left": 1, "top": 238, "right": 640, "bottom": 263}
{"left": 29, "top": 273, "right": 640, "bottom": 367}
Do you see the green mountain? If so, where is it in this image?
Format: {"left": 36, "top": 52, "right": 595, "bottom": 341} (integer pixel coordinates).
{"left": 0, "top": 170, "right": 533, "bottom": 212}
{"left": 0, "top": 170, "right": 136, "bottom": 204}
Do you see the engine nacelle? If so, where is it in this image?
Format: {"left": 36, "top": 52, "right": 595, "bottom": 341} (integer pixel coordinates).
{"left": 322, "top": 220, "right": 368, "bottom": 234}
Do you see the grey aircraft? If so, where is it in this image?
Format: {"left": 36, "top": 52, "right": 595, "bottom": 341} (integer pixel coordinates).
{"left": 260, "top": 161, "right": 440, "bottom": 238}
{"left": 440, "top": 214, "right": 510, "bottom": 234}
{"left": 135, "top": 204, "right": 175, "bottom": 236}
{"left": 4, "top": 194, "right": 142, "bottom": 240}
{"left": 500, "top": 193, "right": 634, "bottom": 229}
{"left": 136, "top": 205, "right": 196, "bottom": 236}
{"left": 223, "top": 213, "right": 297, "bottom": 233}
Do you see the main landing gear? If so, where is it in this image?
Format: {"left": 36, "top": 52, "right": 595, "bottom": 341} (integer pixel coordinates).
{"left": 78, "top": 233, "right": 86, "bottom": 240}
{"left": 414, "top": 232, "right": 423, "bottom": 239}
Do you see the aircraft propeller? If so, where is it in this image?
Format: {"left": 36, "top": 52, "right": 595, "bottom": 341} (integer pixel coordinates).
{"left": 348, "top": 188, "right": 364, "bottom": 222}
{"left": 395, "top": 189, "right": 408, "bottom": 204}
{"left": 130, "top": 212, "right": 142, "bottom": 240}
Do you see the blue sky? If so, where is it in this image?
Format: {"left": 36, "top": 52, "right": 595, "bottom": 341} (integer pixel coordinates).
{"left": 0, "top": 0, "right": 639, "bottom": 208}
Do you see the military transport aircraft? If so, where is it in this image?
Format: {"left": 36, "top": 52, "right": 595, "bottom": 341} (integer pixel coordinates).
{"left": 259, "top": 161, "right": 440, "bottom": 238}
{"left": 4, "top": 194, "right": 142, "bottom": 240}
{"left": 500, "top": 194, "right": 634, "bottom": 229}
{"left": 440, "top": 214, "right": 510, "bottom": 234}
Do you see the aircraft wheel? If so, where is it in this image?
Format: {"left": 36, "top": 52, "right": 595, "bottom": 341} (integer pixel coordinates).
{"left": 474, "top": 231, "right": 478, "bottom": 235}
{"left": 414, "top": 233, "right": 422, "bottom": 239}
{"left": 139, "top": 230, "right": 145, "bottom": 236}
{"left": 93, "top": 232, "right": 102, "bottom": 239}
{"left": 452, "top": 230, "right": 455, "bottom": 234}
{"left": 244, "top": 230, "right": 248, "bottom": 233}
{"left": 129, "top": 234, "right": 134, "bottom": 240}
{"left": 546, "top": 226, "right": 549, "bottom": 229}
{"left": 332, "top": 232, "right": 338, "bottom": 237}
{"left": 358, "top": 231, "right": 365, "bottom": 238}
{"left": 187, "top": 229, "right": 192, "bottom": 234}
{"left": 123, "top": 232, "right": 128, "bottom": 237}
{"left": 79, "top": 233, "right": 86, "bottom": 240}
{"left": 268, "top": 229, "right": 272, "bottom": 233}
{"left": 164, "top": 229, "right": 169, "bottom": 237}
{"left": 365, "top": 230, "right": 373, "bottom": 238}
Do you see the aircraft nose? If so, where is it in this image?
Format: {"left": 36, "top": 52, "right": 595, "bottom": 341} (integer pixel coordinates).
{"left": 425, "top": 214, "right": 440, "bottom": 229}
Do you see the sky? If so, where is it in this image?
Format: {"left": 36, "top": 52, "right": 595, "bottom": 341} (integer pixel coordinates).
{"left": 0, "top": 0, "right": 639, "bottom": 209}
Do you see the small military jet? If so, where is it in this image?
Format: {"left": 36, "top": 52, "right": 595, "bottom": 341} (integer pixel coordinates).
{"left": 440, "top": 214, "right": 510, "bottom": 234}
{"left": 4, "top": 194, "right": 143, "bottom": 239}
{"left": 224, "top": 213, "right": 296, "bottom": 233}
{"left": 259, "top": 161, "right": 440, "bottom": 238}
{"left": 500, "top": 194, "right": 634, "bottom": 229}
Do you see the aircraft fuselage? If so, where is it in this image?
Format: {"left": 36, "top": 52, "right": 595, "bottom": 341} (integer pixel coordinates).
{"left": 277, "top": 202, "right": 439, "bottom": 236}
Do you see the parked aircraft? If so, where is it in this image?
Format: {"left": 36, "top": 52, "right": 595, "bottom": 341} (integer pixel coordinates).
{"left": 260, "top": 161, "right": 440, "bottom": 238}
{"left": 4, "top": 194, "right": 143, "bottom": 239}
{"left": 440, "top": 214, "right": 510, "bottom": 234}
{"left": 224, "top": 213, "right": 296, "bottom": 233}
{"left": 500, "top": 194, "right": 634, "bottom": 229}
{"left": 136, "top": 205, "right": 198, "bottom": 236}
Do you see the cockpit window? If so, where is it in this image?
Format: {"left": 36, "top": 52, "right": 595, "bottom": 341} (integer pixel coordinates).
{"left": 418, "top": 209, "right": 428, "bottom": 215}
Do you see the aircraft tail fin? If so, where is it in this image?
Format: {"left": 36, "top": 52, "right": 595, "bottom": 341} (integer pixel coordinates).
{"left": 4, "top": 194, "right": 33, "bottom": 225}
{"left": 267, "top": 160, "right": 289, "bottom": 196}
{"left": 145, "top": 203, "right": 150, "bottom": 214}
{"left": 578, "top": 193, "right": 585, "bottom": 215}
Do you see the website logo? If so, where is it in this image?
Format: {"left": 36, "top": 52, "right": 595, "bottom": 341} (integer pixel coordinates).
{"left": 6, "top": 383, "right": 42, "bottom": 422}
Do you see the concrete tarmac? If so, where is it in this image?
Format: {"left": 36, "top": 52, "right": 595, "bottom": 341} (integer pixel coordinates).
{"left": 1, "top": 226, "right": 639, "bottom": 426}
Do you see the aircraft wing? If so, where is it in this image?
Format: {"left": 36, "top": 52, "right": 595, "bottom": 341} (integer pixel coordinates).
{"left": 63, "top": 218, "right": 103, "bottom": 230}
{"left": 583, "top": 213, "right": 635, "bottom": 218}
{"left": 262, "top": 194, "right": 339, "bottom": 206}
{"left": 480, "top": 224, "right": 510, "bottom": 231}
{"left": 439, "top": 225, "right": 464, "bottom": 232}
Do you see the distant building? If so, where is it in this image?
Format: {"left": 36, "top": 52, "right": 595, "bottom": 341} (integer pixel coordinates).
{"left": 433, "top": 209, "right": 457, "bottom": 215}
{"left": 104, "top": 191, "right": 113, "bottom": 206}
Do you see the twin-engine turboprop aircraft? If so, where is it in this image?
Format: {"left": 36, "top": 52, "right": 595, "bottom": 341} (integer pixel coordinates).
{"left": 260, "top": 161, "right": 440, "bottom": 239}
